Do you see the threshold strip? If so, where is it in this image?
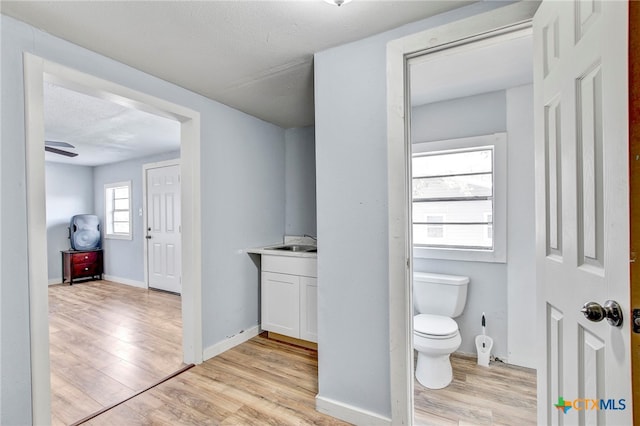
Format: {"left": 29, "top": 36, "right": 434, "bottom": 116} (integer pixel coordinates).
{"left": 70, "top": 363, "right": 195, "bottom": 426}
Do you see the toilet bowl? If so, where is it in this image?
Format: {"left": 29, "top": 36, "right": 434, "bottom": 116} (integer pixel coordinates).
{"left": 413, "top": 313, "right": 461, "bottom": 389}
{"left": 413, "top": 272, "right": 469, "bottom": 389}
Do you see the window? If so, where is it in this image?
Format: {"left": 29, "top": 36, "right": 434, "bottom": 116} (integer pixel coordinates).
{"left": 105, "top": 181, "right": 132, "bottom": 240}
{"left": 412, "top": 133, "right": 506, "bottom": 263}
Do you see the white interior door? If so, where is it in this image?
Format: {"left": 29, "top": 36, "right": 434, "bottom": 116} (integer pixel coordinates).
{"left": 146, "top": 164, "right": 182, "bottom": 294}
{"left": 534, "top": 1, "right": 631, "bottom": 424}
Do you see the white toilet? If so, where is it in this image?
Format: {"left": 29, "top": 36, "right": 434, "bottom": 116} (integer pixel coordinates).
{"left": 413, "top": 272, "right": 469, "bottom": 389}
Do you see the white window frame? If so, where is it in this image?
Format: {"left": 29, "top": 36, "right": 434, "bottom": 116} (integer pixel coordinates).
{"left": 104, "top": 180, "right": 133, "bottom": 240}
{"left": 412, "top": 133, "right": 507, "bottom": 263}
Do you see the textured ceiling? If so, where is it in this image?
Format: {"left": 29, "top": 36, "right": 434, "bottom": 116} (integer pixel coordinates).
{"left": 44, "top": 82, "right": 180, "bottom": 166}
{"left": 2, "top": 0, "right": 474, "bottom": 128}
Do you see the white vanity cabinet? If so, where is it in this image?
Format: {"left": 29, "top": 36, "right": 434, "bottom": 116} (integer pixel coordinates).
{"left": 261, "top": 255, "right": 317, "bottom": 343}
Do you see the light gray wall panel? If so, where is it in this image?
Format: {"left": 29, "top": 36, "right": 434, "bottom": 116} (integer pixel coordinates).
{"left": 412, "top": 90, "right": 508, "bottom": 357}
{"left": 45, "top": 162, "right": 94, "bottom": 282}
{"left": 506, "top": 84, "right": 536, "bottom": 368}
{"left": 412, "top": 90, "right": 506, "bottom": 142}
{"left": 285, "top": 126, "right": 316, "bottom": 236}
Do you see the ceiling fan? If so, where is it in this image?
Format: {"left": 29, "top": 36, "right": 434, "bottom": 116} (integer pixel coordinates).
{"left": 45, "top": 140, "right": 78, "bottom": 157}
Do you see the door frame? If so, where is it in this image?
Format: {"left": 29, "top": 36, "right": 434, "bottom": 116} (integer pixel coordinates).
{"left": 629, "top": 1, "right": 639, "bottom": 422}
{"left": 23, "top": 54, "right": 203, "bottom": 424}
{"left": 142, "top": 159, "right": 181, "bottom": 291}
{"left": 385, "top": 2, "right": 540, "bottom": 424}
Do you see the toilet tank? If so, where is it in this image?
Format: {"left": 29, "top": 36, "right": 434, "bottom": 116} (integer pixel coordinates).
{"left": 413, "top": 272, "right": 469, "bottom": 318}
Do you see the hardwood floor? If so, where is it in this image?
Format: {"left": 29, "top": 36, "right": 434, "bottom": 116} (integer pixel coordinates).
{"left": 49, "top": 280, "right": 183, "bottom": 425}
{"left": 51, "top": 281, "right": 535, "bottom": 425}
{"left": 414, "top": 355, "right": 537, "bottom": 425}
{"left": 85, "top": 334, "right": 350, "bottom": 426}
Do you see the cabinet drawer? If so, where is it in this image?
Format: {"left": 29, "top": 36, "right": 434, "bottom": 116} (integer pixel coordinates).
{"left": 262, "top": 255, "right": 317, "bottom": 277}
{"left": 73, "top": 262, "right": 99, "bottom": 276}
{"left": 71, "top": 251, "right": 100, "bottom": 263}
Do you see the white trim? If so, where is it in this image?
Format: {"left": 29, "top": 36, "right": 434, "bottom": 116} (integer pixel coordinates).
{"left": 142, "top": 159, "right": 181, "bottom": 291}
{"left": 24, "top": 54, "right": 203, "bottom": 423}
{"left": 316, "top": 396, "right": 392, "bottom": 426}
{"left": 102, "top": 275, "right": 147, "bottom": 289}
{"left": 48, "top": 278, "right": 63, "bottom": 286}
{"left": 386, "top": 3, "right": 539, "bottom": 425}
{"left": 23, "top": 53, "right": 52, "bottom": 425}
{"left": 202, "top": 325, "right": 261, "bottom": 361}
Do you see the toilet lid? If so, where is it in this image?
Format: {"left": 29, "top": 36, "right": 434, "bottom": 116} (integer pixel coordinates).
{"left": 414, "top": 314, "right": 458, "bottom": 337}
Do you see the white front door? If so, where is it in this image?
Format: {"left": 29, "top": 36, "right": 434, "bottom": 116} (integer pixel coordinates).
{"left": 534, "top": 1, "right": 631, "bottom": 424}
{"left": 146, "top": 163, "right": 182, "bottom": 294}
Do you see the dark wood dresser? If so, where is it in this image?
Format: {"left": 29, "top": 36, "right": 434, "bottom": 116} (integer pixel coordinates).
{"left": 61, "top": 249, "right": 103, "bottom": 284}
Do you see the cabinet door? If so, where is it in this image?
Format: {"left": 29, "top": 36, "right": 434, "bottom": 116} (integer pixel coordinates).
{"left": 299, "top": 276, "right": 318, "bottom": 343}
{"left": 261, "top": 271, "right": 300, "bottom": 338}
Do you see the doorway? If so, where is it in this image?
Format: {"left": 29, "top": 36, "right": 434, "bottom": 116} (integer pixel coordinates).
{"left": 406, "top": 26, "right": 536, "bottom": 424}
{"left": 385, "top": 3, "right": 540, "bottom": 423}
{"left": 24, "top": 54, "right": 202, "bottom": 423}
{"left": 387, "top": 1, "right": 632, "bottom": 424}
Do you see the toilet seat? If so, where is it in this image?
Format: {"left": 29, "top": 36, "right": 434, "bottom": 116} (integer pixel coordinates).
{"left": 414, "top": 314, "right": 458, "bottom": 339}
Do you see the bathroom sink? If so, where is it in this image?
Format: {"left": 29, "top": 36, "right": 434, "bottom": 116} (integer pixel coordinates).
{"left": 267, "top": 244, "right": 317, "bottom": 253}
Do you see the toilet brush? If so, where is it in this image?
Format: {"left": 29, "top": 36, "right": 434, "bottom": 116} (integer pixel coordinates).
{"left": 482, "top": 313, "right": 486, "bottom": 347}
{"left": 475, "top": 312, "right": 493, "bottom": 367}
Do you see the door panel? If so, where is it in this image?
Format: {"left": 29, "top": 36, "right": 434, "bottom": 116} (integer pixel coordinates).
{"left": 261, "top": 271, "right": 300, "bottom": 337}
{"left": 535, "top": 1, "right": 631, "bottom": 424}
{"left": 146, "top": 164, "right": 181, "bottom": 293}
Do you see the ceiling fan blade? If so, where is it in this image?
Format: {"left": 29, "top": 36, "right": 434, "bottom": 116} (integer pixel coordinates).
{"left": 45, "top": 140, "right": 75, "bottom": 148}
{"left": 45, "top": 146, "right": 78, "bottom": 157}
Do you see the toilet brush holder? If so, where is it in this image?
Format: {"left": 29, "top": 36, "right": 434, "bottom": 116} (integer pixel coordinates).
{"left": 475, "top": 335, "right": 493, "bottom": 367}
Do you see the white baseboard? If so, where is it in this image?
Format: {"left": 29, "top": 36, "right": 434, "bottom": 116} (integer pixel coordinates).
{"left": 316, "top": 395, "right": 392, "bottom": 426}
{"left": 48, "top": 278, "right": 63, "bottom": 285}
{"left": 103, "top": 274, "right": 147, "bottom": 289}
{"left": 202, "top": 325, "right": 261, "bottom": 361}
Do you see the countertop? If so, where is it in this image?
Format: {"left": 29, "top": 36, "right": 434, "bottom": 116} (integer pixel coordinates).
{"left": 246, "top": 236, "right": 317, "bottom": 259}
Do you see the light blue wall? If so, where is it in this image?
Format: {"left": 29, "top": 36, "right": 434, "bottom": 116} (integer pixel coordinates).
{"left": 314, "top": 2, "right": 506, "bottom": 419}
{"left": 1, "top": 15, "right": 285, "bottom": 424}
{"left": 412, "top": 90, "right": 507, "bottom": 142}
{"left": 93, "top": 151, "right": 180, "bottom": 284}
{"left": 505, "top": 84, "right": 536, "bottom": 369}
{"left": 411, "top": 87, "right": 536, "bottom": 366}
{"left": 45, "top": 162, "right": 95, "bottom": 283}
{"left": 285, "top": 126, "right": 316, "bottom": 236}
{"left": 412, "top": 90, "right": 509, "bottom": 358}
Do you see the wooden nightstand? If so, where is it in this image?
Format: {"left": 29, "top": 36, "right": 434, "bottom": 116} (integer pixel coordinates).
{"left": 61, "top": 249, "right": 103, "bottom": 284}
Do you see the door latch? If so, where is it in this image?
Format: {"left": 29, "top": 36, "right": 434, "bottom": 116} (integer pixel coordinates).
{"left": 633, "top": 309, "right": 640, "bottom": 334}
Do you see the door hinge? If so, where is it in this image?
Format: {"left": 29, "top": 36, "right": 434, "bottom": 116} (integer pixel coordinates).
{"left": 633, "top": 309, "right": 640, "bottom": 334}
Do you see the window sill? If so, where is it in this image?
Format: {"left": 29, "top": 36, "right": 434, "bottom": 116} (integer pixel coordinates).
{"left": 105, "top": 234, "right": 133, "bottom": 241}
{"left": 413, "top": 246, "right": 506, "bottom": 264}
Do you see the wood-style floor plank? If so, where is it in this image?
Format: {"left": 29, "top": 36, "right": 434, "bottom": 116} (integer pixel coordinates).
{"left": 49, "top": 280, "right": 184, "bottom": 424}
{"left": 414, "top": 355, "right": 537, "bottom": 425}
{"left": 88, "top": 334, "right": 349, "bottom": 426}
{"left": 52, "top": 280, "right": 536, "bottom": 425}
